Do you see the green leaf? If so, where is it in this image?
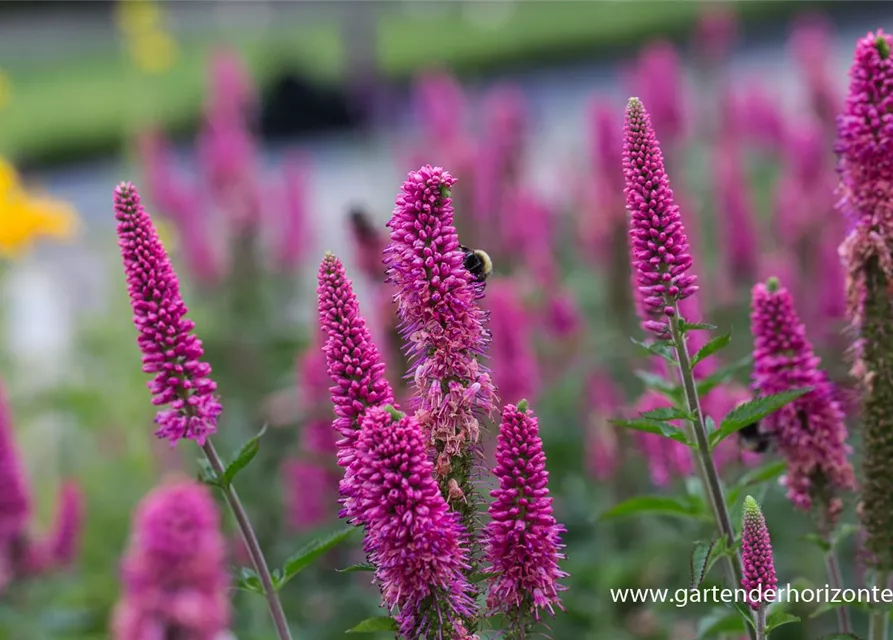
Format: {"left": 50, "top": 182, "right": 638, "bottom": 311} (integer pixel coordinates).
{"left": 600, "top": 496, "right": 708, "bottom": 522}
{"left": 345, "top": 616, "right": 399, "bottom": 633}
{"left": 696, "top": 354, "right": 753, "bottom": 396}
{"left": 235, "top": 567, "right": 263, "bottom": 594}
{"left": 833, "top": 523, "right": 861, "bottom": 549}
{"left": 468, "top": 570, "right": 490, "bottom": 584}
{"left": 703, "top": 536, "right": 738, "bottom": 581}
{"left": 220, "top": 424, "right": 269, "bottom": 488}
{"left": 765, "top": 611, "right": 800, "bottom": 632}
{"left": 692, "top": 331, "right": 732, "bottom": 366}
{"left": 710, "top": 388, "right": 812, "bottom": 448}
{"left": 609, "top": 418, "right": 689, "bottom": 444}
{"left": 630, "top": 336, "right": 676, "bottom": 364}
{"left": 733, "top": 601, "right": 757, "bottom": 630}
{"left": 276, "top": 526, "right": 356, "bottom": 589}
{"left": 680, "top": 321, "right": 718, "bottom": 332}
{"left": 640, "top": 406, "right": 693, "bottom": 421}
{"left": 336, "top": 562, "right": 375, "bottom": 573}
{"left": 196, "top": 458, "right": 219, "bottom": 487}
{"left": 801, "top": 533, "right": 831, "bottom": 553}
{"left": 727, "top": 460, "right": 787, "bottom": 504}
{"left": 634, "top": 370, "right": 682, "bottom": 401}
{"left": 690, "top": 540, "right": 716, "bottom": 589}
{"left": 697, "top": 608, "right": 746, "bottom": 639}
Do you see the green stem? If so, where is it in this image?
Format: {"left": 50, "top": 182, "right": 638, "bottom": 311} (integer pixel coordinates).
{"left": 668, "top": 316, "right": 756, "bottom": 640}
{"left": 870, "top": 572, "right": 890, "bottom": 640}
{"left": 202, "top": 440, "right": 294, "bottom": 640}
{"left": 755, "top": 607, "right": 767, "bottom": 640}
{"left": 824, "top": 547, "right": 852, "bottom": 634}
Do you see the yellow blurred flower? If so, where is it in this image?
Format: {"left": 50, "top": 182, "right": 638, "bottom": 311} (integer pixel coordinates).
{"left": 116, "top": 0, "right": 178, "bottom": 75}
{"left": 0, "top": 158, "right": 78, "bottom": 258}
{"left": 130, "top": 30, "right": 178, "bottom": 75}
{"left": 153, "top": 216, "right": 177, "bottom": 254}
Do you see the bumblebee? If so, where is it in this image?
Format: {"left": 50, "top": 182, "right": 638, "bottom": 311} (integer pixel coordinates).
{"left": 738, "top": 420, "right": 773, "bottom": 453}
{"left": 348, "top": 206, "right": 378, "bottom": 242}
{"left": 460, "top": 245, "right": 493, "bottom": 282}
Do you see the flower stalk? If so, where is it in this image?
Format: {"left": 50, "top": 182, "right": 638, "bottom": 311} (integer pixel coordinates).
{"left": 202, "top": 440, "right": 293, "bottom": 640}
{"left": 668, "top": 315, "right": 742, "bottom": 591}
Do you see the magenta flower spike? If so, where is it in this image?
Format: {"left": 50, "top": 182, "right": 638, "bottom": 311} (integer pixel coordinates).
{"left": 750, "top": 278, "right": 855, "bottom": 520}
{"left": 0, "top": 383, "right": 29, "bottom": 542}
{"left": 354, "top": 406, "right": 475, "bottom": 638}
{"left": 317, "top": 253, "right": 394, "bottom": 523}
{"left": 486, "top": 279, "right": 539, "bottom": 406}
{"left": 48, "top": 481, "right": 83, "bottom": 568}
{"left": 741, "top": 496, "right": 778, "bottom": 611}
{"left": 484, "top": 401, "right": 567, "bottom": 625}
{"left": 284, "top": 456, "right": 336, "bottom": 532}
{"left": 113, "top": 183, "right": 222, "bottom": 446}
{"left": 623, "top": 97, "right": 698, "bottom": 335}
{"left": 384, "top": 165, "right": 497, "bottom": 480}
{"left": 714, "top": 139, "right": 759, "bottom": 285}
{"left": 270, "top": 156, "right": 309, "bottom": 272}
{"left": 112, "top": 479, "right": 230, "bottom": 640}
{"left": 627, "top": 42, "right": 685, "bottom": 141}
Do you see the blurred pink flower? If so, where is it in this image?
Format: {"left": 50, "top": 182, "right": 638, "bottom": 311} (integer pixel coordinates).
{"left": 486, "top": 279, "right": 539, "bottom": 406}
{"left": 112, "top": 479, "right": 230, "bottom": 640}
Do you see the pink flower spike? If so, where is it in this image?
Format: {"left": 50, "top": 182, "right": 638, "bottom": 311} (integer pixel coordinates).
{"left": 740, "top": 496, "right": 778, "bottom": 611}
{"left": 484, "top": 401, "right": 567, "bottom": 625}
{"left": 384, "top": 165, "right": 497, "bottom": 478}
{"left": 113, "top": 183, "right": 222, "bottom": 446}
{"left": 317, "top": 253, "right": 394, "bottom": 524}
{"left": 111, "top": 479, "right": 230, "bottom": 640}
{"left": 0, "top": 382, "right": 29, "bottom": 540}
{"left": 48, "top": 482, "right": 83, "bottom": 567}
{"left": 623, "top": 97, "right": 697, "bottom": 335}
{"left": 354, "top": 406, "right": 475, "bottom": 638}
{"left": 750, "top": 278, "right": 855, "bottom": 519}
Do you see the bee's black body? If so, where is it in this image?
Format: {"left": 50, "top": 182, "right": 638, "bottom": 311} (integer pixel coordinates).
{"left": 459, "top": 245, "right": 493, "bottom": 282}
{"left": 738, "top": 420, "right": 772, "bottom": 453}
{"left": 349, "top": 207, "right": 378, "bottom": 242}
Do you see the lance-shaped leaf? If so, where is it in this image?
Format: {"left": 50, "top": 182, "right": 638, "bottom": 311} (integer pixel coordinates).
{"left": 690, "top": 540, "right": 717, "bottom": 590}
{"left": 710, "top": 388, "right": 812, "bottom": 448}
{"left": 696, "top": 354, "right": 753, "bottom": 396}
{"left": 600, "top": 495, "right": 710, "bottom": 522}
{"left": 275, "top": 526, "right": 356, "bottom": 590}
{"left": 691, "top": 331, "right": 732, "bottom": 367}
{"left": 610, "top": 417, "right": 689, "bottom": 444}
{"left": 765, "top": 612, "right": 800, "bottom": 632}
{"left": 219, "top": 424, "right": 269, "bottom": 488}
{"left": 345, "top": 617, "right": 399, "bottom": 633}
{"left": 640, "top": 406, "right": 693, "bottom": 421}
{"left": 630, "top": 336, "right": 676, "bottom": 363}
{"left": 634, "top": 369, "right": 683, "bottom": 401}
{"left": 336, "top": 562, "right": 375, "bottom": 573}
{"left": 680, "top": 320, "right": 718, "bottom": 332}
{"left": 726, "top": 460, "right": 787, "bottom": 505}
{"left": 235, "top": 567, "right": 263, "bottom": 594}
{"left": 697, "top": 608, "right": 747, "bottom": 639}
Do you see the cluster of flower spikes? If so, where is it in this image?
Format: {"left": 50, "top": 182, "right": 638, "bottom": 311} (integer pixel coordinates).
{"left": 750, "top": 278, "right": 855, "bottom": 522}
{"left": 113, "top": 182, "right": 221, "bottom": 446}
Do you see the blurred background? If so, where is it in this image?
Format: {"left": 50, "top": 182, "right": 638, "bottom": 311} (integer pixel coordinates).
{"left": 0, "top": 1, "right": 890, "bottom": 638}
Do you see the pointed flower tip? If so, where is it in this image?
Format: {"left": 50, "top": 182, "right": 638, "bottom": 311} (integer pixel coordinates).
{"left": 382, "top": 404, "right": 405, "bottom": 421}
{"left": 876, "top": 32, "right": 892, "bottom": 59}
{"left": 765, "top": 276, "right": 781, "bottom": 292}
{"left": 627, "top": 96, "right": 642, "bottom": 109}
{"left": 743, "top": 495, "right": 760, "bottom": 515}
{"left": 516, "top": 399, "right": 529, "bottom": 412}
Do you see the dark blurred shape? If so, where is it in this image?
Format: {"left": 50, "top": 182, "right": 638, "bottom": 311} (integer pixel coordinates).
{"left": 349, "top": 206, "right": 379, "bottom": 243}
{"left": 0, "top": 0, "right": 110, "bottom": 16}
{"left": 259, "top": 71, "right": 357, "bottom": 138}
